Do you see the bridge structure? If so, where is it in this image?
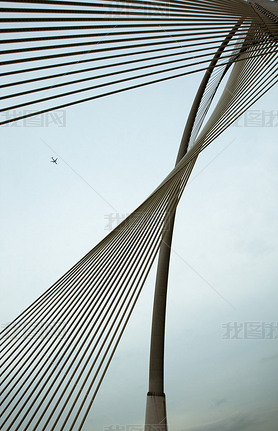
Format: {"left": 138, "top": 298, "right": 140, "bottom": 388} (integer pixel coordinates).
{"left": 1, "top": 1, "right": 278, "bottom": 430}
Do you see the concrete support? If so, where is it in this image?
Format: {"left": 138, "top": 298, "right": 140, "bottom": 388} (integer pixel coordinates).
{"left": 145, "top": 393, "right": 167, "bottom": 431}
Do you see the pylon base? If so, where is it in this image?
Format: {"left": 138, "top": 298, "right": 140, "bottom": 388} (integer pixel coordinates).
{"left": 145, "top": 392, "right": 167, "bottom": 431}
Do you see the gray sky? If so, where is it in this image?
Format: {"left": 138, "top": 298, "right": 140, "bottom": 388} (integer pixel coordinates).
{"left": 1, "top": 65, "right": 278, "bottom": 431}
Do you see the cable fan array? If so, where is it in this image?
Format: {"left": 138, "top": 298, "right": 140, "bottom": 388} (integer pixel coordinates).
{"left": 0, "top": 0, "right": 278, "bottom": 125}
{"left": 1, "top": 1, "right": 278, "bottom": 430}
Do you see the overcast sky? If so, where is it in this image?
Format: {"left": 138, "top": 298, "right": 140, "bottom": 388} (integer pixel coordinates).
{"left": 1, "top": 57, "right": 278, "bottom": 431}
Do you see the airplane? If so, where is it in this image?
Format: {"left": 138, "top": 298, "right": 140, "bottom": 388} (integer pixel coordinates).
{"left": 50, "top": 157, "right": 57, "bottom": 164}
